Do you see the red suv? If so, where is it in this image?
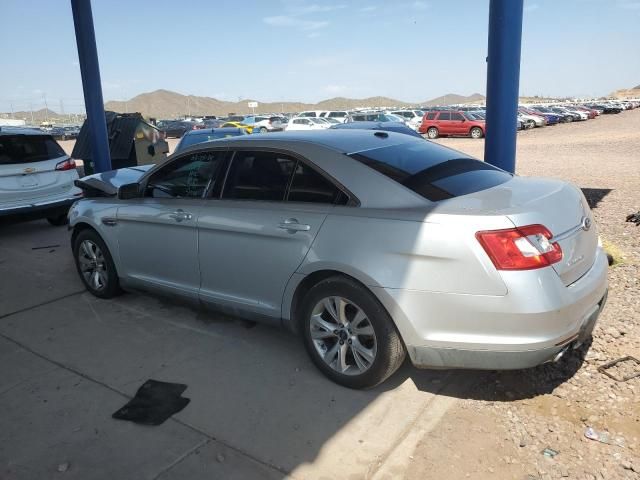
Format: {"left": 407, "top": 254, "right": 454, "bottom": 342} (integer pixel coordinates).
{"left": 418, "top": 110, "right": 485, "bottom": 139}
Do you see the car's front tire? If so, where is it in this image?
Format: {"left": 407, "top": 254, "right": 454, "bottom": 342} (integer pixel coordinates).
{"left": 300, "top": 276, "right": 405, "bottom": 389}
{"left": 72, "top": 229, "right": 122, "bottom": 299}
{"left": 426, "top": 127, "right": 439, "bottom": 139}
{"left": 259, "top": 127, "right": 268, "bottom": 133}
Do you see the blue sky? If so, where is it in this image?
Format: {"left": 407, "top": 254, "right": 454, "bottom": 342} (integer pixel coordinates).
{"left": 2, "top": 0, "right": 639, "bottom": 113}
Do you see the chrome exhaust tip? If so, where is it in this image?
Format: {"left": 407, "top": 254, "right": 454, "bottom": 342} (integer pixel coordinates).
{"left": 552, "top": 346, "right": 569, "bottom": 363}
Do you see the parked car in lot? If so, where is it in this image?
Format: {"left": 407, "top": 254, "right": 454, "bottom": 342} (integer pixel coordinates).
{"left": 0, "top": 128, "right": 81, "bottom": 225}
{"left": 157, "top": 120, "right": 197, "bottom": 138}
{"left": 330, "top": 121, "right": 424, "bottom": 138}
{"left": 531, "top": 106, "right": 574, "bottom": 123}
{"left": 285, "top": 117, "right": 330, "bottom": 131}
{"left": 318, "top": 111, "right": 349, "bottom": 123}
{"left": 390, "top": 110, "right": 425, "bottom": 130}
{"left": 240, "top": 115, "right": 285, "bottom": 133}
{"left": 346, "top": 112, "right": 403, "bottom": 123}
{"left": 520, "top": 107, "right": 559, "bottom": 125}
{"left": 220, "top": 121, "right": 253, "bottom": 134}
{"left": 418, "top": 110, "right": 485, "bottom": 138}
{"left": 173, "top": 127, "right": 248, "bottom": 154}
{"left": 70, "top": 130, "right": 608, "bottom": 388}
{"left": 587, "top": 104, "right": 622, "bottom": 114}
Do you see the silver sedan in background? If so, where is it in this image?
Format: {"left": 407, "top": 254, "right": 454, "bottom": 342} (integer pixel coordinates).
{"left": 69, "top": 130, "right": 608, "bottom": 388}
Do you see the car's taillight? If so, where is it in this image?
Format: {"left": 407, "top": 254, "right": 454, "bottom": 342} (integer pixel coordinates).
{"left": 55, "top": 158, "right": 76, "bottom": 171}
{"left": 476, "top": 224, "right": 562, "bottom": 271}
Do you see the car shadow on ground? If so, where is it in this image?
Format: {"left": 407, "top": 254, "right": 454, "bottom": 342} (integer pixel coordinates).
{"left": 581, "top": 187, "right": 612, "bottom": 210}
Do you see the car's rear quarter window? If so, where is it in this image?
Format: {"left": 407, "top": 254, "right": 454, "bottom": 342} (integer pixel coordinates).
{"left": 0, "top": 135, "right": 66, "bottom": 165}
{"left": 349, "top": 142, "right": 512, "bottom": 201}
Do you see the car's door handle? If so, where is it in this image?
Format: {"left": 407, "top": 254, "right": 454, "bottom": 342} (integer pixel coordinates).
{"left": 169, "top": 209, "right": 193, "bottom": 222}
{"left": 278, "top": 218, "right": 311, "bottom": 232}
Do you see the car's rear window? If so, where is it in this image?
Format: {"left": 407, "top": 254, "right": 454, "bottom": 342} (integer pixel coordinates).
{"left": 348, "top": 142, "right": 512, "bottom": 201}
{"left": 180, "top": 132, "right": 243, "bottom": 149}
{"left": 0, "top": 135, "right": 66, "bottom": 165}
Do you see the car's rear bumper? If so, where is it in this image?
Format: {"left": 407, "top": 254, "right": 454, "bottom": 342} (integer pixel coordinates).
{"left": 407, "top": 290, "right": 606, "bottom": 370}
{"left": 0, "top": 196, "right": 79, "bottom": 218}
{"left": 375, "top": 246, "right": 609, "bottom": 370}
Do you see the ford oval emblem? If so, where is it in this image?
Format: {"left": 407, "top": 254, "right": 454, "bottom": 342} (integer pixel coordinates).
{"left": 581, "top": 216, "right": 592, "bottom": 231}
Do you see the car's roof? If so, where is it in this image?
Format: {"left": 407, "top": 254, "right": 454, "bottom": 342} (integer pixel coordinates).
{"left": 183, "top": 127, "right": 245, "bottom": 136}
{"left": 0, "top": 127, "right": 49, "bottom": 136}
{"left": 190, "top": 129, "right": 423, "bottom": 155}
{"left": 330, "top": 121, "right": 424, "bottom": 139}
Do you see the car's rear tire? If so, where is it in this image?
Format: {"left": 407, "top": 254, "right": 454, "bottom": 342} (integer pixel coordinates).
{"left": 299, "top": 276, "right": 405, "bottom": 389}
{"left": 72, "top": 229, "right": 122, "bottom": 299}
{"left": 470, "top": 127, "right": 483, "bottom": 139}
{"left": 426, "top": 127, "right": 439, "bottom": 139}
{"left": 47, "top": 213, "right": 68, "bottom": 226}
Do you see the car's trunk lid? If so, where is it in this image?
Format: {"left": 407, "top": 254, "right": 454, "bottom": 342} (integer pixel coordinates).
{"left": 435, "top": 176, "right": 598, "bottom": 286}
{"left": 74, "top": 164, "right": 153, "bottom": 197}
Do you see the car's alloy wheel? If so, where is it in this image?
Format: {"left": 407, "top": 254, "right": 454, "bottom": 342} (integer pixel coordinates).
{"left": 259, "top": 127, "right": 267, "bottom": 133}
{"left": 427, "top": 127, "right": 439, "bottom": 139}
{"left": 300, "top": 276, "right": 405, "bottom": 389}
{"left": 78, "top": 240, "right": 108, "bottom": 292}
{"left": 73, "top": 229, "right": 122, "bottom": 299}
{"left": 309, "top": 296, "right": 377, "bottom": 375}
{"left": 470, "top": 127, "right": 483, "bottom": 139}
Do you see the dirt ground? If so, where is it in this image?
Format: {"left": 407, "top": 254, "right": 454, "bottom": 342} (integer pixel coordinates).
{"left": 57, "top": 111, "right": 640, "bottom": 479}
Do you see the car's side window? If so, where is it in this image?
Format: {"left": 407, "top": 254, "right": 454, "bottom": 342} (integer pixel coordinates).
{"left": 145, "top": 150, "right": 224, "bottom": 199}
{"left": 288, "top": 162, "right": 345, "bottom": 204}
{"left": 222, "top": 151, "right": 296, "bottom": 201}
{"left": 426, "top": 112, "right": 437, "bottom": 120}
{"left": 451, "top": 112, "right": 464, "bottom": 121}
{"left": 438, "top": 112, "right": 451, "bottom": 121}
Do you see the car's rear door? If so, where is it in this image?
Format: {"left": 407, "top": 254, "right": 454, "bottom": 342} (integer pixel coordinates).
{"left": 450, "top": 112, "right": 467, "bottom": 134}
{"left": 116, "top": 149, "right": 227, "bottom": 299}
{"left": 0, "top": 134, "right": 73, "bottom": 207}
{"left": 197, "top": 149, "right": 343, "bottom": 321}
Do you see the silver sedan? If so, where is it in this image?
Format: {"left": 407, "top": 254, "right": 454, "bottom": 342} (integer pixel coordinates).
{"left": 69, "top": 130, "right": 608, "bottom": 388}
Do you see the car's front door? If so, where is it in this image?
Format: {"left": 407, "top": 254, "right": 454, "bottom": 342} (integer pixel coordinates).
{"left": 449, "top": 112, "right": 467, "bottom": 134}
{"left": 197, "top": 149, "right": 345, "bottom": 321}
{"left": 116, "top": 149, "right": 227, "bottom": 299}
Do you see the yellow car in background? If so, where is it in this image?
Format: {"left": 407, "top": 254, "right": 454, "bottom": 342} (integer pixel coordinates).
{"left": 221, "top": 121, "right": 253, "bottom": 134}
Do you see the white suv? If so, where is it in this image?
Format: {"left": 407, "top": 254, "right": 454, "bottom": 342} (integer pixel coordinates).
{"left": 319, "top": 111, "right": 349, "bottom": 123}
{"left": 0, "top": 128, "right": 81, "bottom": 225}
{"left": 390, "top": 110, "right": 425, "bottom": 131}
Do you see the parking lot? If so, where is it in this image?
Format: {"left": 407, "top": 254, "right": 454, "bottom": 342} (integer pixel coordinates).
{"left": 2, "top": 110, "right": 639, "bottom": 479}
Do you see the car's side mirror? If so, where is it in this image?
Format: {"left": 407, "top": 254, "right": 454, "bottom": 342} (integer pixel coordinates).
{"left": 118, "top": 182, "right": 141, "bottom": 200}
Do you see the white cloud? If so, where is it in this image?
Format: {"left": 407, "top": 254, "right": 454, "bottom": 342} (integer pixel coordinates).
{"left": 359, "top": 5, "right": 378, "bottom": 12}
{"left": 412, "top": 1, "right": 429, "bottom": 10}
{"left": 263, "top": 15, "right": 329, "bottom": 30}
{"left": 524, "top": 3, "right": 539, "bottom": 13}
{"left": 288, "top": 3, "right": 346, "bottom": 14}
{"left": 307, "top": 32, "right": 322, "bottom": 38}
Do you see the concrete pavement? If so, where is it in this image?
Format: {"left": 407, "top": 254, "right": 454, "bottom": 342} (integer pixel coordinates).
{"left": 0, "top": 218, "right": 464, "bottom": 479}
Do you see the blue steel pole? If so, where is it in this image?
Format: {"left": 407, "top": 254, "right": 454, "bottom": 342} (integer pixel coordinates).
{"left": 71, "top": 0, "right": 111, "bottom": 173}
{"left": 484, "top": 0, "right": 524, "bottom": 174}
